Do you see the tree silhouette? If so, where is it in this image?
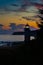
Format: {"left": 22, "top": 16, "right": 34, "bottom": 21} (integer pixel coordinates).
{"left": 37, "top": 9, "right": 43, "bottom": 41}
{"left": 38, "top": 9, "right": 43, "bottom": 20}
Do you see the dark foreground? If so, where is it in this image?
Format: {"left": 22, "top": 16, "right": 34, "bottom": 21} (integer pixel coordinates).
{"left": 0, "top": 40, "right": 42, "bottom": 64}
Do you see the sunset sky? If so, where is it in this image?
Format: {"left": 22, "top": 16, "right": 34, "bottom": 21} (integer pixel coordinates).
{"left": 0, "top": 0, "right": 43, "bottom": 29}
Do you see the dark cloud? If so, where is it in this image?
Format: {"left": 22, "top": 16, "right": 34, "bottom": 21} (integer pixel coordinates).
{"left": 8, "top": 1, "right": 43, "bottom": 12}
{"left": 32, "top": 15, "right": 40, "bottom": 18}
{"left": 38, "top": 16, "right": 43, "bottom": 20}
{"left": 22, "top": 17, "right": 31, "bottom": 20}
{"left": 32, "top": 3, "right": 43, "bottom": 9}
{"left": 0, "top": 24, "right": 3, "bottom": 26}
{"left": 22, "top": 15, "right": 41, "bottom": 22}
{"left": 11, "top": 4, "right": 19, "bottom": 7}
{"left": 0, "top": 24, "right": 3, "bottom": 30}
{"left": 9, "top": 23, "right": 17, "bottom": 30}
{"left": 0, "top": 0, "right": 43, "bottom": 13}
{"left": 17, "top": 24, "right": 25, "bottom": 29}
{"left": 41, "top": 0, "right": 43, "bottom": 1}
{"left": 22, "top": 16, "right": 38, "bottom": 21}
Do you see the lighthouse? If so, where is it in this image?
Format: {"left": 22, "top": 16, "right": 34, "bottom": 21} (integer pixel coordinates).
{"left": 24, "top": 24, "right": 30, "bottom": 44}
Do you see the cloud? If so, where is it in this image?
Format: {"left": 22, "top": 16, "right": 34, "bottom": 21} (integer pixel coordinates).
{"left": 11, "top": 4, "right": 19, "bottom": 7}
{"left": 22, "top": 17, "right": 31, "bottom": 20}
{"left": 22, "top": 15, "right": 40, "bottom": 21}
{"left": 34, "top": 3, "right": 43, "bottom": 9}
{"left": 0, "top": 0, "right": 43, "bottom": 25}
{"left": 0, "top": 24, "right": 3, "bottom": 26}
{"left": 0, "top": 24, "right": 3, "bottom": 29}
{"left": 17, "top": 24, "right": 25, "bottom": 29}
{"left": 0, "top": 22, "right": 38, "bottom": 34}
{"left": 41, "top": 0, "right": 43, "bottom": 1}
{"left": 0, "top": 0, "right": 38, "bottom": 13}
{"left": 9, "top": 23, "right": 17, "bottom": 30}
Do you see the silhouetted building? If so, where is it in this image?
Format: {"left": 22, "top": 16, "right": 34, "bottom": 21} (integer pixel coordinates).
{"left": 12, "top": 24, "right": 37, "bottom": 44}
{"left": 24, "top": 24, "right": 30, "bottom": 44}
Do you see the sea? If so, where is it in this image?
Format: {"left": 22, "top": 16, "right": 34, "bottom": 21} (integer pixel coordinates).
{"left": 0, "top": 35, "right": 35, "bottom": 46}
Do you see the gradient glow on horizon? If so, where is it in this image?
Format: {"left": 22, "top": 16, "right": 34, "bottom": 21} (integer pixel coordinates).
{"left": 0, "top": 0, "right": 43, "bottom": 29}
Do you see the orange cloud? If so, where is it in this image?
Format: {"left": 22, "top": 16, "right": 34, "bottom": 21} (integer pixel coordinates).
{"left": 2, "top": 26, "right": 11, "bottom": 30}
{"left": 0, "top": 14, "right": 40, "bottom": 29}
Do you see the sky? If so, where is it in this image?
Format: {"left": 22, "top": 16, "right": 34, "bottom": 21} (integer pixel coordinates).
{"left": 0, "top": 0, "right": 43, "bottom": 29}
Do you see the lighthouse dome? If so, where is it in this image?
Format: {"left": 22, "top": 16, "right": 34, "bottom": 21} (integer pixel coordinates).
{"left": 25, "top": 24, "right": 29, "bottom": 28}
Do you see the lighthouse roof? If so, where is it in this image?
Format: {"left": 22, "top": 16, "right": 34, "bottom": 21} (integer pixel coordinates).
{"left": 25, "top": 24, "right": 29, "bottom": 28}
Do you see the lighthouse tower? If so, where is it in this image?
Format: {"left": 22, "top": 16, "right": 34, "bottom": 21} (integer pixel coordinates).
{"left": 24, "top": 24, "right": 30, "bottom": 44}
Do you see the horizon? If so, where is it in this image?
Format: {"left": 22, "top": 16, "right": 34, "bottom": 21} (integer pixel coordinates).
{"left": 0, "top": 23, "right": 38, "bottom": 34}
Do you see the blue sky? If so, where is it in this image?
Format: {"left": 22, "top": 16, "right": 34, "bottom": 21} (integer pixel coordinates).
{"left": 0, "top": 0, "right": 43, "bottom": 10}
{"left": 0, "top": 0, "right": 43, "bottom": 21}
{"left": 0, "top": 0, "right": 43, "bottom": 15}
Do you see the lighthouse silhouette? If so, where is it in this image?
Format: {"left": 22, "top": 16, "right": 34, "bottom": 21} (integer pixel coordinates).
{"left": 24, "top": 24, "right": 30, "bottom": 44}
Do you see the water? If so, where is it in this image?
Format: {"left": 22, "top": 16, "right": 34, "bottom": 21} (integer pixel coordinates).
{"left": 0, "top": 35, "right": 35, "bottom": 46}
{"left": 0, "top": 35, "right": 24, "bottom": 42}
